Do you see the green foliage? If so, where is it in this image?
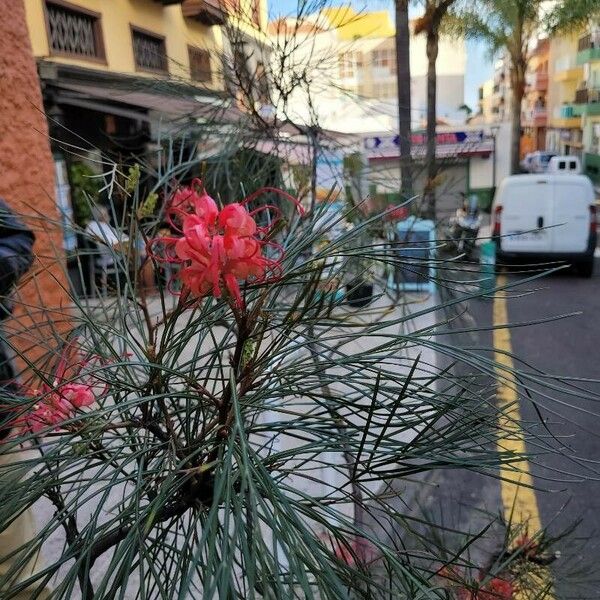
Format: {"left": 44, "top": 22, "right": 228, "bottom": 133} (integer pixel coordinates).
{"left": 126, "top": 164, "right": 141, "bottom": 194}
{"left": 137, "top": 191, "right": 159, "bottom": 220}
{"left": 68, "top": 161, "right": 103, "bottom": 225}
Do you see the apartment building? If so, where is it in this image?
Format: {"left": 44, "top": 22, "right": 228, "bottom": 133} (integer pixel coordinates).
{"left": 490, "top": 52, "right": 512, "bottom": 124}
{"left": 547, "top": 24, "right": 600, "bottom": 186}
{"left": 474, "top": 79, "right": 496, "bottom": 124}
{"left": 269, "top": 6, "right": 466, "bottom": 132}
{"left": 24, "top": 0, "right": 269, "bottom": 158}
{"left": 521, "top": 38, "right": 549, "bottom": 156}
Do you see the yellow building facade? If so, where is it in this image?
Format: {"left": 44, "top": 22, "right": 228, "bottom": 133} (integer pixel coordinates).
{"left": 22, "top": 0, "right": 270, "bottom": 167}
{"left": 25, "top": 0, "right": 268, "bottom": 91}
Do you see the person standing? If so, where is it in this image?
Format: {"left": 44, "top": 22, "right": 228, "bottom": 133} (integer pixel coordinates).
{"left": 0, "top": 199, "right": 51, "bottom": 599}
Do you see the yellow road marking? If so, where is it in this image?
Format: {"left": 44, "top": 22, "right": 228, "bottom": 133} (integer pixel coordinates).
{"left": 493, "top": 274, "right": 554, "bottom": 598}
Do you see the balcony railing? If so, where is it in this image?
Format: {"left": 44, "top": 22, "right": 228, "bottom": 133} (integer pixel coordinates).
{"left": 575, "top": 87, "right": 600, "bottom": 104}
{"left": 533, "top": 71, "right": 548, "bottom": 91}
{"left": 522, "top": 107, "right": 547, "bottom": 126}
{"left": 578, "top": 30, "right": 600, "bottom": 51}
{"left": 182, "top": 0, "right": 226, "bottom": 26}
{"left": 578, "top": 33, "right": 592, "bottom": 51}
{"left": 558, "top": 105, "right": 576, "bottom": 119}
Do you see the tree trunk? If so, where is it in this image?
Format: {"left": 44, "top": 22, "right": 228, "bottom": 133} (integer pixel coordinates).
{"left": 424, "top": 30, "right": 439, "bottom": 220}
{"left": 510, "top": 65, "right": 526, "bottom": 175}
{"left": 395, "top": 0, "right": 412, "bottom": 199}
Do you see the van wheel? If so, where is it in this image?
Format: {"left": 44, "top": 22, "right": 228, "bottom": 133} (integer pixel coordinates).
{"left": 577, "top": 258, "right": 594, "bottom": 278}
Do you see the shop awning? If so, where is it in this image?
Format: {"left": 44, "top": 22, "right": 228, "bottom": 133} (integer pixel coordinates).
{"left": 52, "top": 81, "right": 240, "bottom": 124}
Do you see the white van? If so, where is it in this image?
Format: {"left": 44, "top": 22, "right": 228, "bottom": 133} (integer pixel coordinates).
{"left": 547, "top": 155, "right": 582, "bottom": 174}
{"left": 492, "top": 174, "right": 597, "bottom": 276}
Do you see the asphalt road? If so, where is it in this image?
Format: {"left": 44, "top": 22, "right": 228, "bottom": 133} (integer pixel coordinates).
{"left": 465, "top": 259, "right": 600, "bottom": 599}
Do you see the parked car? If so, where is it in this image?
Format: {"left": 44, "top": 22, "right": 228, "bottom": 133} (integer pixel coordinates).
{"left": 519, "top": 153, "right": 535, "bottom": 173}
{"left": 492, "top": 174, "right": 596, "bottom": 277}
{"left": 528, "top": 151, "right": 556, "bottom": 173}
{"left": 547, "top": 155, "right": 582, "bottom": 175}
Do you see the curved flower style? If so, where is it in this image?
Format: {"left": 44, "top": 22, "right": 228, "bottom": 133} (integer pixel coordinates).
{"left": 15, "top": 339, "right": 102, "bottom": 436}
{"left": 150, "top": 180, "right": 304, "bottom": 308}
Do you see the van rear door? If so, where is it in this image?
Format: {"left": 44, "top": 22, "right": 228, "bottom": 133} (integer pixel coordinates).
{"left": 551, "top": 178, "right": 591, "bottom": 253}
{"left": 500, "top": 178, "right": 554, "bottom": 253}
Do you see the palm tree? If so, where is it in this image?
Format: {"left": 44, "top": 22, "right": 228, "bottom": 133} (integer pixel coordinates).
{"left": 395, "top": 0, "right": 413, "bottom": 199}
{"left": 414, "top": 0, "right": 458, "bottom": 219}
{"left": 452, "top": 0, "right": 600, "bottom": 175}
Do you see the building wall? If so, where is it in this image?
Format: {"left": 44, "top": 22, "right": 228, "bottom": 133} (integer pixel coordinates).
{"left": 0, "top": 0, "right": 69, "bottom": 374}
{"left": 24, "top": 0, "right": 255, "bottom": 91}
{"left": 272, "top": 9, "right": 466, "bottom": 130}
{"left": 477, "top": 79, "right": 495, "bottom": 124}
{"left": 546, "top": 31, "right": 582, "bottom": 153}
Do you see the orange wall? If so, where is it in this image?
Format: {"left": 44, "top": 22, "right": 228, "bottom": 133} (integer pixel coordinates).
{"left": 0, "top": 0, "right": 69, "bottom": 379}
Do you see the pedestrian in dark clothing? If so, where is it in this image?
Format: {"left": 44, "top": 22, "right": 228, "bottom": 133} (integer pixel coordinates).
{"left": 0, "top": 200, "right": 50, "bottom": 599}
{"left": 0, "top": 199, "right": 35, "bottom": 438}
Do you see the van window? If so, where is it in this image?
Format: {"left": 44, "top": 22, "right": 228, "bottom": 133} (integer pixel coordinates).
{"left": 559, "top": 160, "right": 566, "bottom": 169}
{"left": 570, "top": 161, "right": 577, "bottom": 170}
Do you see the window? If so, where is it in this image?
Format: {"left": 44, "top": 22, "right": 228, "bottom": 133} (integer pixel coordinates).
{"left": 45, "top": 0, "right": 105, "bottom": 60}
{"left": 372, "top": 48, "right": 396, "bottom": 74}
{"left": 338, "top": 52, "right": 358, "bottom": 79}
{"left": 131, "top": 26, "right": 168, "bottom": 73}
{"left": 188, "top": 46, "right": 212, "bottom": 82}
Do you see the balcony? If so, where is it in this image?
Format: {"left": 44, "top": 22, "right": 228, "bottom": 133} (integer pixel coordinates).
{"left": 522, "top": 107, "right": 547, "bottom": 127}
{"left": 534, "top": 71, "right": 548, "bottom": 91}
{"left": 182, "top": 0, "right": 226, "bottom": 26}
{"left": 550, "top": 105, "right": 580, "bottom": 128}
{"left": 526, "top": 71, "right": 548, "bottom": 91}
{"left": 572, "top": 87, "right": 600, "bottom": 116}
{"left": 577, "top": 31, "right": 600, "bottom": 64}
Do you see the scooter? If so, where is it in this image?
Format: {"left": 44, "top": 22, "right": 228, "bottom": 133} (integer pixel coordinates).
{"left": 447, "top": 194, "right": 481, "bottom": 260}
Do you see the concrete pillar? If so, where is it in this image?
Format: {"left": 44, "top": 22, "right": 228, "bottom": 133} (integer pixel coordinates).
{"left": 0, "top": 0, "right": 70, "bottom": 377}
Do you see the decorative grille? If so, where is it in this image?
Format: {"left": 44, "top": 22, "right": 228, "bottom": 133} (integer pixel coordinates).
{"left": 132, "top": 29, "right": 168, "bottom": 73}
{"left": 188, "top": 47, "right": 212, "bottom": 82}
{"left": 46, "top": 1, "right": 102, "bottom": 59}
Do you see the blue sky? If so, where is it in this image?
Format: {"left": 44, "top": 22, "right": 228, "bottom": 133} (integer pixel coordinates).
{"left": 268, "top": 0, "right": 493, "bottom": 110}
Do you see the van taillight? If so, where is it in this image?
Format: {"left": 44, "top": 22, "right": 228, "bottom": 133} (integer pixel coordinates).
{"left": 590, "top": 205, "right": 597, "bottom": 233}
{"left": 493, "top": 205, "right": 503, "bottom": 237}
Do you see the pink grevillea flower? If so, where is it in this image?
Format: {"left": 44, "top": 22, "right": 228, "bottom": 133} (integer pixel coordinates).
{"left": 13, "top": 338, "right": 103, "bottom": 436}
{"left": 150, "top": 179, "right": 304, "bottom": 308}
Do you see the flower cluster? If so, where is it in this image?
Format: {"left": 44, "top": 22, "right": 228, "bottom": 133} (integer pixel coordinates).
{"left": 150, "top": 180, "right": 303, "bottom": 308}
{"left": 23, "top": 383, "right": 95, "bottom": 434}
{"left": 15, "top": 339, "right": 102, "bottom": 436}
